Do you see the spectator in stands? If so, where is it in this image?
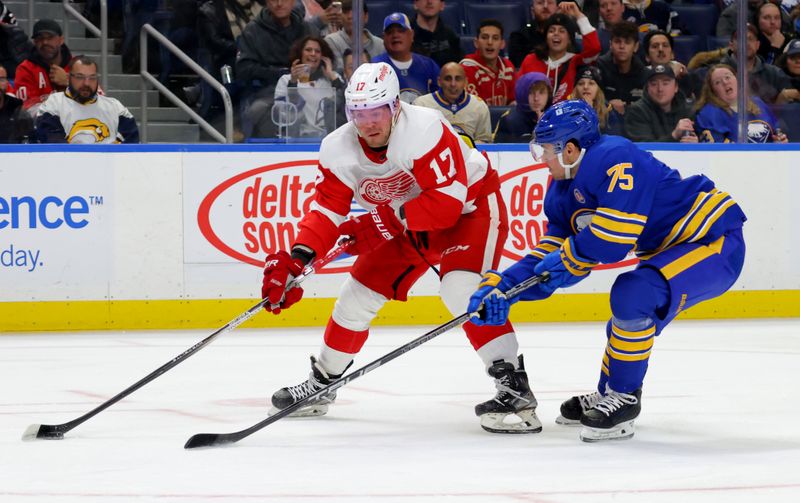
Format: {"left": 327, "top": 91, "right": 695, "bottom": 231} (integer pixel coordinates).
{"left": 373, "top": 12, "right": 439, "bottom": 104}
{"left": 35, "top": 56, "right": 139, "bottom": 144}
{"left": 493, "top": 71, "right": 552, "bottom": 143}
{"left": 776, "top": 38, "right": 800, "bottom": 102}
{"left": 597, "top": 20, "right": 646, "bottom": 115}
{"left": 596, "top": 0, "right": 624, "bottom": 50}
{"left": 198, "top": 0, "right": 264, "bottom": 79}
{"left": 295, "top": 0, "right": 344, "bottom": 37}
{"left": 0, "top": 11, "right": 32, "bottom": 81}
{"left": 461, "top": 19, "right": 516, "bottom": 106}
{"left": 508, "top": 0, "right": 561, "bottom": 68}
{"left": 694, "top": 63, "right": 788, "bottom": 143}
{"left": 324, "top": 0, "right": 384, "bottom": 75}
{"left": 14, "top": 19, "right": 72, "bottom": 115}
{"left": 342, "top": 47, "right": 370, "bottom": 82}
{"left": 624, "top": 63, "right": 696, "bottom": 142}
{"left": 757, "top": 1, "right": 790, "bottom": 64}
{"left": 691, "top": 23, "right": 790, "bottom": 104}
{"left": 569, "top": 64, "right": 623, "bottom": 135}
{"left": 642, "top": 30, "right": 695, "bottom": 99}
{"left": 237, "top": 0, "right": 318, "bottom": 137}
{"left": 410, "top": 0, "right": 462, "bottom": 67}
{"left": 273, "top": 35, "right": 345, "bottom": 137}
{"left": 622, "top": 0, "right": 683, "bottom": 36}
{"left": 0, "top": 64, "right": 33, "bottom": 143}
{"left": 413, "top": 62, "right": 492, "bottom": 143}
{"left": 518, "top": 3, "right": 601, "bottom": 103}
{"left": 717, "top": 0, "right": 792, "bottom": 39}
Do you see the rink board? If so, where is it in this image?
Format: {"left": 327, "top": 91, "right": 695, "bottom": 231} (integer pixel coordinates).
{"left": 1, "top": 143, "right": 798, "bottom": 331}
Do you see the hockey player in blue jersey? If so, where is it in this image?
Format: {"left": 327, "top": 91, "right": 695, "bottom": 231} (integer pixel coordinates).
{"left": 467, "top": 99, "right": 747, "bottom": 442}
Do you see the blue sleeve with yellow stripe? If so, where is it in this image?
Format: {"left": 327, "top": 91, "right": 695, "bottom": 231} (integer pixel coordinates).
{"left": 571, "top": 139, "right": 662, "bottom": 264}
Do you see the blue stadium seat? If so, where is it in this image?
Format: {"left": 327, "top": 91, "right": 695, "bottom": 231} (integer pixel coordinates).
{"left": 489, "top": 106, "right": 513, "bottom": 133}
{"left": 672, "top": 4, "right": 719, "bottom": 37}
{"left": 463, "top": 2, "right": 528, "bottom": 40}
{"left": 672, "top": 35, "right": 703, "bottom": 65}
{"left": 460, "top": 35, "right": 475, "bottom": 57}
{"left": 706, "top": 35, "right": 730, "bottom": 51}
{"left": 771, "top": 103, "right": 800, "bottom": 141}
{"left": 400, "top": 1, "right": 467, "bottom": 35}
{"left": 366, "top": 1, "right": 400, "bottom": 37}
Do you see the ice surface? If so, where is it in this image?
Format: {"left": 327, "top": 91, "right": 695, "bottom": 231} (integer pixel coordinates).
{"left": 1, "top": 319, "right": 799, "bottom": 502}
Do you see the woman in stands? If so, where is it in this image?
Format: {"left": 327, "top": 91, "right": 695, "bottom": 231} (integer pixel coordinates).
{"left": 756, "top": 1, "right": 791, "bottom": 65}
{"left": 273, "top": 36, "right": 346, "bottom": 138}
{"left": 694, "top": 64, "right": 788, "bottom": 143}
{"left": 517, "top": 2, "right": 600, "bottom": 103}
{"left": 569, "top": 65, "right": 623, "bottom": 135}
{"left": 493, "top": 71, "right": 552, "bottom": 143}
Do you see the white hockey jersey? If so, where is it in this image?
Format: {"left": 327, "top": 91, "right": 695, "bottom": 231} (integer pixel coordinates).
{"left": 295, "top": 102, "right": 499, "bottom": 257}
{"left": 36, "top": 91, "right": 138, "bottom": 144}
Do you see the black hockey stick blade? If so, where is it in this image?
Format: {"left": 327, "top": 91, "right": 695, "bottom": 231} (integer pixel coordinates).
{"left": 21, "top": 241, "right": 352, "bottom": 442}
{"left": 184, "top": 273, "right": 547, "bottom": 449}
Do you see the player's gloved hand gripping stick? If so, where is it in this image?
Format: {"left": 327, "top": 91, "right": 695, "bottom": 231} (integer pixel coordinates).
{"left": 183, "top": 272, "right": 549, "bottom": 449}
{"left": 21, "top": 239, "right": 353, "bottom": 442}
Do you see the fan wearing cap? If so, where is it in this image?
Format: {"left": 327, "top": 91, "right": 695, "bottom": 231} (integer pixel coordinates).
{"left": 518, "top": 2, "right": 601, "bottom": 103}
{"left": 13, "top": 19, "right": 72, "bottom": 114}
{"left": 775, "top": 38, "right": 800, "bottom": 103}
{"left": 623, "top": 64, "right": 696, "bottom": 142}
{"left": 569, "top": 64, "right": 623, "bottom": 135}
{"left": 372, "top": 12, "right": 440, "bottom": 104}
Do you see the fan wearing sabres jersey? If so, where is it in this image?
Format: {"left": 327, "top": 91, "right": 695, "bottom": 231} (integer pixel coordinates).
{"left": 468, "top": 99, "right": 747, "bottom": 442}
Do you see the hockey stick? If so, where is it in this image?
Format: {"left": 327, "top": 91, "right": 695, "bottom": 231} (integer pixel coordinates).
{"left": 22, "top": 240, "right": 353, "bottom": 441}
{"left": 184, "top": 272, "right": 549, "bottom": 449}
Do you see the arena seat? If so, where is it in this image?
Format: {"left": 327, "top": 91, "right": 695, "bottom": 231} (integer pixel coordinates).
{"left": 489, "top": 105, "right": 513, "bottom": 133}
{"left": 366, "top": 1, "right": 400, "bottom": 37}
{"left": 706, "top": 35, "right": 730, "bottom": 51}
{"left": 672, "top": 3, "right": 719, "bottom": 37}
{"left": 672, "top": 35, "right": 704, "bottom": 65}
{"left": 463, "top": 2, "right": 528, "bottom": 41}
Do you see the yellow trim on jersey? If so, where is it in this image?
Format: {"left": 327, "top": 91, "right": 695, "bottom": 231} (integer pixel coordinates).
{"left": 591, "top": 215, "right": 645, "bottom": 236}
{"left": 589, "top": 225, "right": 639, "bottom": 245}
{"left": 561, "top": 238, "right": 597, "bottom": 276}
{"left": 658, "top": 189, "right": 734, "bottom": 251}
{"left": 530, "top": 235, "right": 564, "bottom": 259}
{"left": 660, "top": 236, "right": 725, "bottom": 280}
{"left": 479, "top": 272, "right": 503, "bottom": 288}
{"left": 595, "top": 207, "right": 648, "bottom": 224}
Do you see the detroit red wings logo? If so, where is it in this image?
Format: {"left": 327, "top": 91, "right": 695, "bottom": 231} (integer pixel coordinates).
{"left": 359, "top": 171, "right": 416, "bottom": 204}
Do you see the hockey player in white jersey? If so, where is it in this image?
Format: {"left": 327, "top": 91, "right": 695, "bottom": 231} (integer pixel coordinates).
{"left": 261, "top": 62, "right": 540, "bottom": 433}
{"left": 34, "top": 56, "right": 139, "bottom": 143}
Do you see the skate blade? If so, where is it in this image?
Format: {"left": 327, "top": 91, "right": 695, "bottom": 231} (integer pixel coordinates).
{"left": 555, "top": 415, "right": 581, "bottom": 426}
{"left": 580, "top": 419, "right": 635, "bottom": 442}
{"left": 268, "top": 403, "right": 329, "bottom": 418}
{"left": 480, "top": 408, "right": 542, "bottom": 434}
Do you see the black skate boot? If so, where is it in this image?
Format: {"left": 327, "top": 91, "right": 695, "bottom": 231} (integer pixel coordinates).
{"left": 270, "top": 356, "right": 344, "bottom": 417}
{"left": 579, "top": 388, "right": 642, "bottom": 442}
{"left": 555, "top": 391, "right": 604, "bottom": 425}
{"left": 475, "top": 355, "right": 542, "bottom": 434}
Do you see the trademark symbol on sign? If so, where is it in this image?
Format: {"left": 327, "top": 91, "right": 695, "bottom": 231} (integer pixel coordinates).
{"left": 89, "top": 196, "right": 104, "bottom": 205}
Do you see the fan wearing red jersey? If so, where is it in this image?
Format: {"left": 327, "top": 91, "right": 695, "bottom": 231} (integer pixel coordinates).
{"left": 261, "top": 62, "right": 540, "bottom": 433}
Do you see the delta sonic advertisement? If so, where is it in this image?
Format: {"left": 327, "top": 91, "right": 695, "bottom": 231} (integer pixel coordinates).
{"left": 183, "top": 152, "right": 353, "bottom": 299}
{"left": 183, "top": 150, "right": 632, "bottom": 299}
{"left": 0, "top": 158, "right": 112, "bottom": 301}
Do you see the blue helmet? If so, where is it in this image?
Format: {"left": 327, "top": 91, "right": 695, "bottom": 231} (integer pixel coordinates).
{"left": 533, "top": 99, "right": 600, "bottom": 152}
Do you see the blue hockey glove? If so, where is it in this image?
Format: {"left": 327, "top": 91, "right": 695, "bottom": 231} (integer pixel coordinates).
{"left": 467, "top": 270, "right": 515, "bottom": 326}
{"left": 533, "top": 236, "right": 597, "bottom": 294}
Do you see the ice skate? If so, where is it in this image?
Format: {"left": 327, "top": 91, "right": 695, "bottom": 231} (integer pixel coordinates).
{"left": 270, "top": 356, "right": 342, "bottom": 417}
{"left": 555, "top": 391, "right": 603, "bottom": 425}
{"left": 475, "top": 356, "right": 542, "bottom": 434}
{"left": 579, "top": 387, "right": 641, "bottom": 442}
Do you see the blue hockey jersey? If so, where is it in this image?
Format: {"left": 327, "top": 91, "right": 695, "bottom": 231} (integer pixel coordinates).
{"left": 694, "top": 97, "right": 778, "bottom": 143}
{"left": 372, "top": 52, "right": 440, "bottom": 104}
{"left": 528, "top": 135, "right": 746, "bottom": 267}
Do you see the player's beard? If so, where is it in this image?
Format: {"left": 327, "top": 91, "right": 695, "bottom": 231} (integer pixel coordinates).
{"left": 68, "top": 84, "right": 97, "bottom": 104}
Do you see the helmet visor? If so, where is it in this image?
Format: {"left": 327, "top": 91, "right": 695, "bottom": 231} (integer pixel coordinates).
{"left": 529, "top": 141, "right": 558, "bottom": 162}
{"left": 348, "top": 104, "right": 393, "bottom": 127}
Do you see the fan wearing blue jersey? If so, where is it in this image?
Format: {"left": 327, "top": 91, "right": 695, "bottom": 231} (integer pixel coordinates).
{"left": 467, "top": 99, "right": 747, "bottom": 442}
